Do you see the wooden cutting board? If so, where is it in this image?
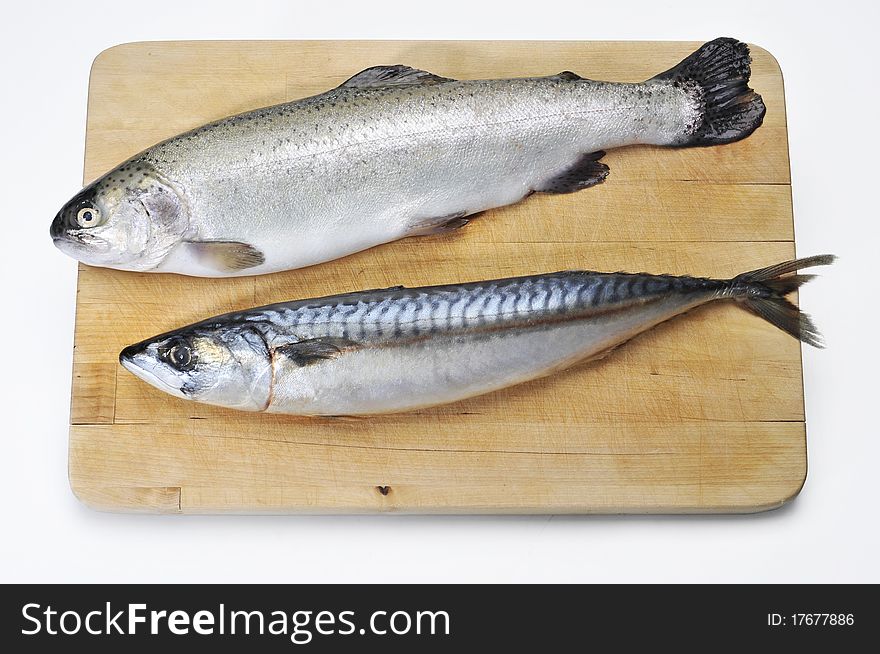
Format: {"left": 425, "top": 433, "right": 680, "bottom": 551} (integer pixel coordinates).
{"left": 69, "top": 40, "right": 803, "bottom": 514}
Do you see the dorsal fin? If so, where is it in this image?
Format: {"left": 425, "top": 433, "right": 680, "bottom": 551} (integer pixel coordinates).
{"left": 551, "top": 71, "right": 583, "bottom": 81}
{"left": 340, "top": 65, "right": 455, "bottom": 89}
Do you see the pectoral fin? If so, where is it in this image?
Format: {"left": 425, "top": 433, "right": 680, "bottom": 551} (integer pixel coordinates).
{"left": 185, "top": 240, "right": 265, "bottom": 272}
{"left": 275, "top": 338, "right": 361, "bottom": 366}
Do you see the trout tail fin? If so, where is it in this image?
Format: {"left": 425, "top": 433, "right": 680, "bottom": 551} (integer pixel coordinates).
{"left": 729, "top": 255, "right": 835, "bottom": 348}
{"left": 651, "top": 37, "right": 766, "bottom": 146}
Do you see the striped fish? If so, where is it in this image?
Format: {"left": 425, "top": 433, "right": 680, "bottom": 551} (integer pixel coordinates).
{"left": 119, "top": 256, "right": 832, "bottom": 415}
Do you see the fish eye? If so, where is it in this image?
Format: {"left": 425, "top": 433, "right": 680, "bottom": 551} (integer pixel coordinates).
{"left": 76, "top": 206, "right": 101, "bottom": 228}
{"left": 165, "top": 340, "right": 194, "bottom": 370}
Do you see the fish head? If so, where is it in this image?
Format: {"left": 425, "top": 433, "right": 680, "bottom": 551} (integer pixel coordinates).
{"left": 51, "top": 162, "right": 188, "bottom": 271}
{"left": 119, "top": 322, "right": 271, "bottom": 411}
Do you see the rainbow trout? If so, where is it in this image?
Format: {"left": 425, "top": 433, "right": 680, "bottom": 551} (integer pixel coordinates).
{"left": 53, "top": 38, "right": 764, "bottom": 277}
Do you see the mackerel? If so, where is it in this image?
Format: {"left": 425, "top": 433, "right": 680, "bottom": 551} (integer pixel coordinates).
{"left": 119, "top": 256, "right": 832, "bottom": 415}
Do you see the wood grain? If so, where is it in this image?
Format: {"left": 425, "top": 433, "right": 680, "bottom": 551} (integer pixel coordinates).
{"left": 69, "top": 40, "right": 804, "bottom": 513}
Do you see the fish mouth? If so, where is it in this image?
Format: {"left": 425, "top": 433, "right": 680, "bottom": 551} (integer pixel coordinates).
{"left": 52, "top": 230, "right": 112, "bottom": 262}
{"left": 50, "top": 212, "right": 91, "bottom": 244}
{"left": 119, "top": 344, "right": 189, "bottom": 399}
{"left": 50, "top": 212, "right": 67, "bottom": 239}
{"left": 118, "top": 343, "right": 142, "bottom": 368}
{"left": 51, "top": 235, "right": 90, "bottom": 260}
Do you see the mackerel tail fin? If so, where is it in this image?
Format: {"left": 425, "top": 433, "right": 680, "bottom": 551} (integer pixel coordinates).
{"left": 729, "top": 255, "right": 835, "bottom": 348}
{"left": 651, "top": 37, "right": 766, "bottom": 146}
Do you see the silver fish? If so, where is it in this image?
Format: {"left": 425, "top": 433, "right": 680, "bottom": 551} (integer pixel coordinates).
{"left": 53, "top": 38, "right": 764, "bottom": 277}
{"left": 119, "top": 256, "right": 831, "bottom": 415}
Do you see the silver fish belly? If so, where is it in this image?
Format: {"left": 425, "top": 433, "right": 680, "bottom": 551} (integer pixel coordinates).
{"left": 262, "top": 275, "right": 711, "bottom": 415}
{"left": 53, "top": 38, "right": 765, "bottom": 276}
{"left": 118, "top": 256, "right": 832, "bottom": 415}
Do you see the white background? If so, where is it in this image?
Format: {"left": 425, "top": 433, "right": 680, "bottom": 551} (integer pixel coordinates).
{"left": 0, "top": 0, "right": 876, "bottom": 583}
